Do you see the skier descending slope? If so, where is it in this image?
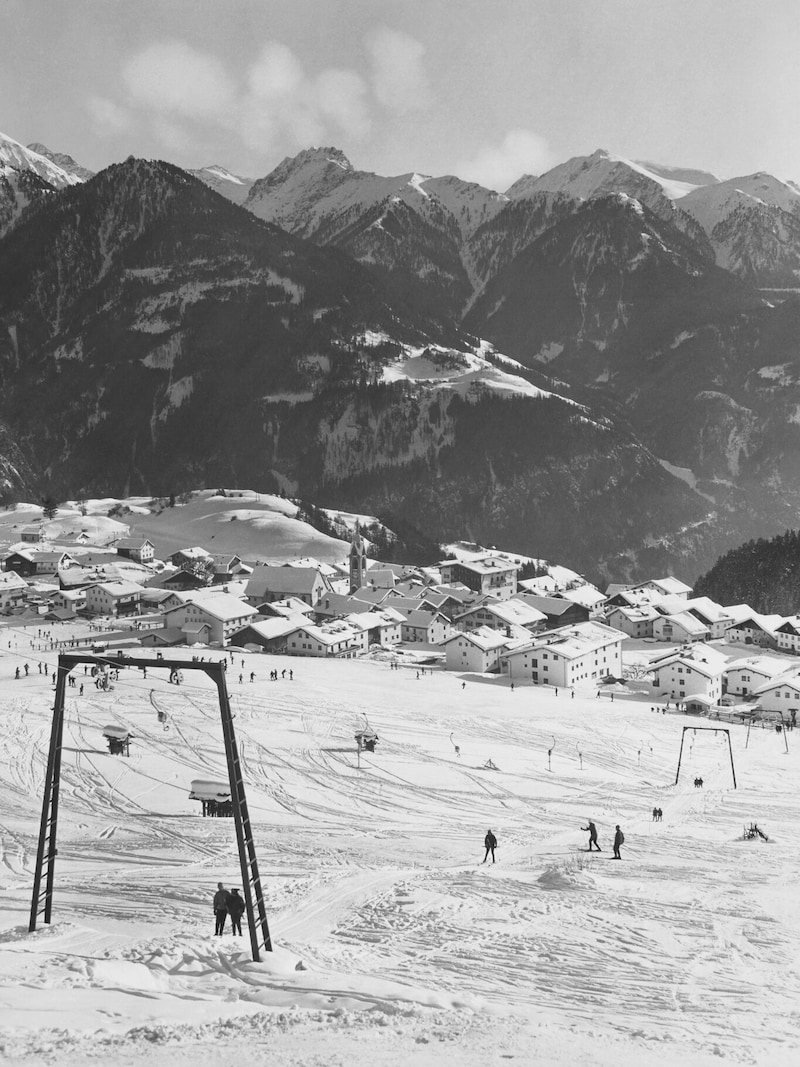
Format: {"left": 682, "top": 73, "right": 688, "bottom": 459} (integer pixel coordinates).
{"left": 482, "top": 829, "right": 497, "bottom": 864}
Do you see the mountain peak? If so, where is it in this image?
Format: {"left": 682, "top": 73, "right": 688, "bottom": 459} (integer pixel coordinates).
{"left": 0, "top": 131, "right": 84, "bottom": 188}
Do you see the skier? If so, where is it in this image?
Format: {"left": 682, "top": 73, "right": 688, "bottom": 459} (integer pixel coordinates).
{"left": 482, "top": 829, "right": 497, "bottom": 864}
{"left": 657, "top": 808, "right": 663, "bottom": 821}
{"left": 213, "top": 882, "right": 230, "bottom": 935}
{"left": 227, "top": 887, "right": 245, "bottom": 935}
{"left": 582, "top": 820, "right": 601, "bottom": 851}
{"left": 612, "top": 825, "right": 624, "bottom": 859}
{"left": 652, "top": 806, "right": 658, "bottom": 821}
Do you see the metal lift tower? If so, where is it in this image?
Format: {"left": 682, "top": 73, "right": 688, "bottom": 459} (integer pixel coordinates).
{"left": 28, "top": 652, "right": 273, "bottom": 962}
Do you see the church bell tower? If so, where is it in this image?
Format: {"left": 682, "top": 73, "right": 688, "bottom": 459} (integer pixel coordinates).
{"left": 349, "top": 522, "right": 368, "bottom": 593}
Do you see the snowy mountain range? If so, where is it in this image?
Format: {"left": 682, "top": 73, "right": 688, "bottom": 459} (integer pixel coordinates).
{"left": 3, "top": 128, "right": 800, "bottom": 581}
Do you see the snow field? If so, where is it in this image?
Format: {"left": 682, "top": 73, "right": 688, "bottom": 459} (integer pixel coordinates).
{"left": 1, "top": 623, "right": 800, "bottom": 1065}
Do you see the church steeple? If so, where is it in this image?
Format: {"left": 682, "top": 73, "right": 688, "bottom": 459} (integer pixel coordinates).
{"left": 349, "top": 522, "right": 368, "bottom": 593}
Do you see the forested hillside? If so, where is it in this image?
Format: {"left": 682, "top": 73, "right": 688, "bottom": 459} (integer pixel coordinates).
{"left": 694, "top": 529, "right": 800, "bottom": 614}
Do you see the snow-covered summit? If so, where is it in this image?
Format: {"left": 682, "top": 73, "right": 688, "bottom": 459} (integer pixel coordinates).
{"left": 527, "top": 148, "right": 708, "bottom": 202}
{"left": 26, "top": 141, "right": 94, "bottom": 182}
{"left": 0, "top": 131, "right": 84, "bottom": 188}
{"left": 680, "top": 171, "right": 800, "bottom": 233}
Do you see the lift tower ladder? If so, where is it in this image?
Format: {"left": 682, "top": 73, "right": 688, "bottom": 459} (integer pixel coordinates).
{"left": 29, "top": 652, "right": 272, "bottom": 962}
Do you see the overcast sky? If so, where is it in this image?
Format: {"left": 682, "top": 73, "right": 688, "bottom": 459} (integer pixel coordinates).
{"left": 3, "top": 0, "right": 798, "bottom": 191}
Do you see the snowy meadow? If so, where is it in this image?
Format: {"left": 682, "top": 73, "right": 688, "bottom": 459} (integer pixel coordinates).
{"left": 1, "top": 628, "right": 799, "bottom": 1066}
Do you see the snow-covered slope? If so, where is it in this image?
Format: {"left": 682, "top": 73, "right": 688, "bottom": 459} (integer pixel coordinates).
{"left": 680, "top": 172, "right": 800, "bottom": 233}
{"left": 26, "top": 141, "right": 95, "bottom": 182}
{"left": 0, "top": 637, "right": 798, "bottom": 1065}
{"left": 0, "top": 130, "right": 84, "bottom": 187}
{"left": 529, "top": 148, "right": 707, "bottom": 202}
{"left": 188, "top": 165, "right": 254, "bottom": 206}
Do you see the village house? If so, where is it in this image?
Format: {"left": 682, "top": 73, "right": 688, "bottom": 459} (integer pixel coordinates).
{"left": 161, "top": 592, "right": 258, "bottom": 646}
{"left": 604, "top": 604, "right": 659, "bottom": 638}
{"left": 259, "top": 597, "right": 316, "bottom": 621}
{"left": 0, "top": 570, "right": 28, "bottom": 611}
{"left": 400, "top": 609, "right": 455, "bottom": 647}
{"left": 139, "top": 587, "right": 184, "bottom": 613}
{"left": 84, "top": 580, "right": 145, "bottom": 617}
{"left": 208, "top": 554, "right": 250, "bottom": 583}
{"left": 684, "top": 597, "right": 735, "bottom": 640}
{"left": 285, "top": 620, "right": 363, "bottom": 658}
{"left": 314, "top": 591, "right": 377, "bottom": 620}
{"left": 48, "top": 588, "right": 87, "bottom": 614}
{"left": 3, "top": 548, "right": 75, "bottom": 578}
{"left": 231, "top": 616, "right": 308, "bottom": 653}
{"left": 725, "top": 607, "right": 784, "bottom": 650}
{"left": 159, "top": 569, "right": 213, "bottom": 592}
{"left": 170, "top": 547, "right": 212, "bottom": 569}
{"left": 723, "top": 656, "right": 787, "bottom": 697}
{"left": 20, "top": 524, "right": 44, "bottom": 543}
{"left": 514, "top": 593, "right": 591, "bottom": 629}
{"left": 244, "top": 565, "right": 331, "bottom": 607}
{"left": 752, "top": 673, "right": 800, "bottom": 717}
{"left": 630, "top": 576, "right": 693, "bottom": 600}
{"left": 454, "top": 597, "right": 547, "bottom": 635}
{"left": 775, "top": 617, "right": 800, "bottom": 655}
{"left": 652, "top": 611, "right": 710, "bottom": 643}
{"left": 442, "top": 626, "right": 515, "bottom": 673}
{"left": 437, "top": 556, "right": 518, "bottom": 600}
{"left": 343, "top": 607, "right": 404, "bottom": 648}
{"left": 115, "top": 537, "right": 156, "bottom": 564}
{"left": 649, "top": 644, "right": 727, "bottom": 702}
{"left": 501, "top": 621, "right": 625, "bottom": 688}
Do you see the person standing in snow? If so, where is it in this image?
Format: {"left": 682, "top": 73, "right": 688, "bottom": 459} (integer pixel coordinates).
{"left": 227, "top": 887, "right": 245, "bottom": 935}
{"left": 612, "top": 825, "right": 625, "bottom": 859}
{"left": 482, "top": 829, "right": 497, "bottom": 864}
{"left": 213, "top": 882, "right": 230, "bottom": 935}
{"left": 582, "top": 821, "right": 601, "bottom": 851}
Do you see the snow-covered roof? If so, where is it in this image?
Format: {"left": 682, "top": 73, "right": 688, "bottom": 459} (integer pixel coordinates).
{"left": 169, "top": 592, "right": 257, "bottom": 622}
{"left": 457, "top": 598, "right": 546, "bottom": 627}
{"left": 753, "top": 671, "right": 800, "bottom": 696}
{"left": 90, "top": 580, "right": 146, "bottom": 597}
{"left": 442, "top": 625, "right": 513, "bottom": 652}
{"left": 504, "top": 621, "right": 625, "bottom": 661}
{"left": 684, "top": 596, "right": 734, "bottom": 624}
{"left": 650, "top": 643, "right": 728, "bottom": 677}
{"left": 655, "top": 611, "right": 710, "bottom": 636}
{"left": 724, "top": 656, "right": 786, "bottom": 679}
{"left": 245, "top": 565, "right": 328, "bottom": 596}
{"left": 725, "top": 606, "right": 786, "bottom": 634}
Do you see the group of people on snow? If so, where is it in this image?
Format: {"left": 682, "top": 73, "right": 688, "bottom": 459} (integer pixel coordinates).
{"left": 212, "top": 882, "right": 246, "bottom": 936}
{"left": 580, "top": 821, "right": 625, "bottom": 858}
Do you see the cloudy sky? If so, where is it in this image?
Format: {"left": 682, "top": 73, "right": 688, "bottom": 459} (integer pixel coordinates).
{"left": 3, "top": 0, "right": 798, "bottom": 191}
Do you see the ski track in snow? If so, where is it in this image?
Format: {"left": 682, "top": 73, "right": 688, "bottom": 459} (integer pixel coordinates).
{"left": 1, "top": 636, "right": 800, "bottom": 1064}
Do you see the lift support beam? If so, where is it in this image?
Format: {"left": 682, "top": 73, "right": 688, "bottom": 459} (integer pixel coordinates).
{"left": 29, "top": 652, "right": 273, "bottom": 962}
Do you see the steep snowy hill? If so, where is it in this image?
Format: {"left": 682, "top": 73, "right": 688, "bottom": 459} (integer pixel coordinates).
{"left": 26, "top": 141, "right": 95, "bottom": 182}
{"left": 188, "top": 164, "right": 255, "bottom": 205}
{"left": 0, "top": 130, "right": 84, "bottom": 187}
{"left": 680, "top": 174, "right": 800, "bottom": 286}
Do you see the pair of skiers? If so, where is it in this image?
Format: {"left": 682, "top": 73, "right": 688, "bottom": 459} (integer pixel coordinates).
{"left": 212, "top": 882, "right": 245, "bottom": 935}
{"left": 581, "top": 821, "right": 625, "bottom": 858}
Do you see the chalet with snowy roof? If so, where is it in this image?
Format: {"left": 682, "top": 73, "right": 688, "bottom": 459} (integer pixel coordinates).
{"left": 652, "top": 611, "right": 710, "bottom": 643}
{"left": 650, "top": 644, "right": 727, "bottom": 702}
{"left": 518, "top": 575, "right": 560, "bottom": 596}
{"left": 160, "top": 569, "right": 213, "bottom": 592}
{"left": 361, "top": 567, "right": 397, "bottom": 590}
{"left": 49, "top": 588, "right": 87, "bottom": 614}
{"left": 231, "top": 616, "right": 305, "bottom": 652}
{"left": 162, "top": 592, "right": 257, "bottom": 646}
{"left": 3, "top": 548, "right": 76, "bottom": 578}
{"left": 170, "top": 547, "right": 212, "bottom": 568}
{"left": 753, "top": 673, "right": 800, "bottom": 715}
{"left": 313, "top": 591, "right": 375, "bottom": 620}
{"left": 20, "top": 524, "right": 43, "bottom": 543}
{"left": 724, "top": 657, "right": 786, "bottom": 697}
{"left": 259, "top": 597, "right": 315, "bottom": 620}
{"left": 115, "top": 537, "right": 156, "bottom": 563}
{"left": 685, "top": 597, "right": 735, "bottom": 640}
{"left": 500, "top": 621, "right": 624, "bottom": 689}
{"left": 557, "top": 585, "right": 607, "bottom": 612}
{"left": 285, "top": 620, "right": 363, "bottom": 658}
{"left": 514, "top": 593, "right": 590, "bottom": 629}
{"left": 631, "top": 577, "right": 693, "bottom": 600}
{"left": 208, "top": 554, "right": 249, "bottom": 582}
{"left": 401, "top": 609, "right": 455, "bottom": 647}
{"left": 139, "top": 587, "right": 183, "bottom": 613}
{"left": 725, "top": 608, "right": 784, "bottom": 650}
{"left": 437, "top": 556, "right": 518, "bottom": 600}
{"left": 244, "top": 565, "right": 330, "bottom": 607}
{"left": 605, "top": 604, "right": 659, "bottom": 638}
{"left": 455, "top": 598, "right": 547, "bottom": 635}
{"left": 84, "top": 580, "right": 145, "bottom": 617}
{"left": 775, "top": 617, "right": 800, "bottom": 655}
{"left": 442, "top": 626, "right": 515, "bottom": 673}
{"left": 0, "top": 570, "right": 27, "bottom": 611}
{"left": 343, "top": 607, "right": 404, "bottom": 647}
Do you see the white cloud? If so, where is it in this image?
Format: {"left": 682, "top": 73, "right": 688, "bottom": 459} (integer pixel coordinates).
{"left": 457, "top": 130, "right": 556, "bottom": 192}
{"left": 121, "top": 40, "right": 236, "bottom": 121}
{"left": 316, "top": 69, "right": 371, "bottom": 140}
{"left": 86, "top": 95, "right": 133, "bottom": 134}
{"left": 365, "top": 28, "right": 430, "bottom": 114}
